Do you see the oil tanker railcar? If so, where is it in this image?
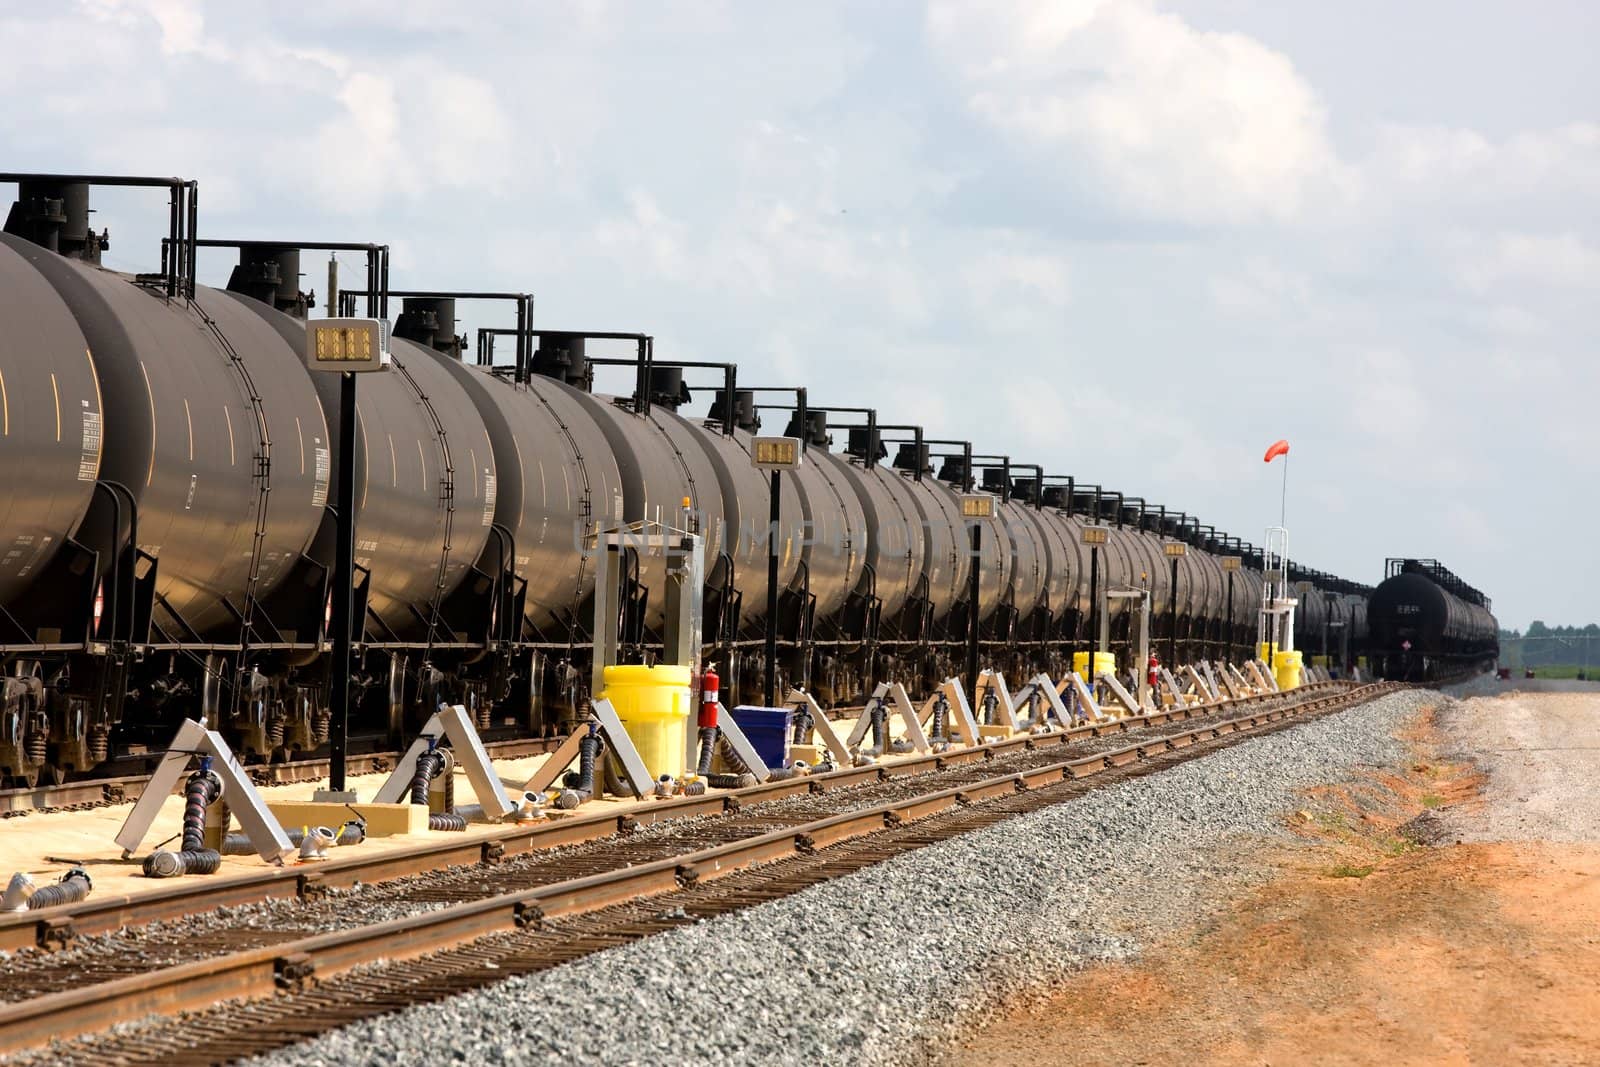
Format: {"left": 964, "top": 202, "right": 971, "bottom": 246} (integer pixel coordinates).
{"left": 0, "top": 173, "right": 1380, "bottom": 786}
{"left": 1367, "top": 558, "right": 1498, "bottom": 681}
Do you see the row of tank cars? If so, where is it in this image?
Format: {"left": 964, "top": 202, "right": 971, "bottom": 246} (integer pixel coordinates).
{"left": 0, "top": 174, "right": 1486, "bottom": 787}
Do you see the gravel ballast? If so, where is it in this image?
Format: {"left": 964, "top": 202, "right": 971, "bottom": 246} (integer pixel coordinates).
{"left": 250, "top": 689, "right": 1439, "bottom": 1067}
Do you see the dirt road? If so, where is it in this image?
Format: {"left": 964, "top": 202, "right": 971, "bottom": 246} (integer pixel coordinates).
{"left": 941, "top": 689, "right": 1600, "bottom": 1067}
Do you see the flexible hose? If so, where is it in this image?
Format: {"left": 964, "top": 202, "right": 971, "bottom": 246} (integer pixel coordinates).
{"left": 930, "top": 694, "right": 949, "bottom": 743}
{"left": 697, "top": 726, "right": 718, "bottom": 776}
{"left": 409, "top": 749, "right": 447, "bottom": 805}
{"left": 222, "top": 820, "right": 365, "bottom": 855}
{"left": 427, "top": 812, "right": 467, "bottom": 831}
{"left": 144, "top": 768, "right": 222, "bottom": 878}
{"left": 707, "top": 772, "right": 758, "bottom": 789}
{"left": 869, "top": 703, "right": 886, "bottom": 752}
{"left": 556, "top": 731, "right": 602, "bottom": 809}
{"left": 21, "top": 868, "right": 92, "bottom": 910}
{"left": 791, "top": 705, "right": 813, "bottom": 744}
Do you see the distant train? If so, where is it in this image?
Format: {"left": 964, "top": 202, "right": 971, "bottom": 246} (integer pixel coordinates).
{"left": 0, "top": 172, "right": 1473, "bottom": 787}
{"left": 1367, "top": 559, "right": 1499, "bottom": 681}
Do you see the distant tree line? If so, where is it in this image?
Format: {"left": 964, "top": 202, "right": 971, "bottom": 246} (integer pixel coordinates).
{"left": 1498, "top": 621, "right": 1600, "bottom": 669}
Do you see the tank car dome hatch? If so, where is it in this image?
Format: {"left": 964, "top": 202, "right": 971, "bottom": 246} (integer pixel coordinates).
{"left": 891, "top": 441, "right": 930, "bottom": 475}
{"left": 708, "top": 389, "right": 759, "bottom": 434}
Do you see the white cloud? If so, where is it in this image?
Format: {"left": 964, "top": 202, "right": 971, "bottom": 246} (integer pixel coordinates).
{"left": 1454, "top": 232, "right": 1600, "bottom": 294}
{"left": 927, "top": 0, "right": 1350, "bottom": 225}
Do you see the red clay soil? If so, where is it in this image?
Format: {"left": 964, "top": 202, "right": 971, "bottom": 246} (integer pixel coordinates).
{"left": 944, "top": 712, "right": 1600, "bottom": 1066}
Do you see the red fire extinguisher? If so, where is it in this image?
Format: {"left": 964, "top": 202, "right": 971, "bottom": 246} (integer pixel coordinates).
{"left": 1147, "top": 653, "right": 1160, "bottom": 691}
{"left": 700, "top": 666, "right": 720, "bottom": 729}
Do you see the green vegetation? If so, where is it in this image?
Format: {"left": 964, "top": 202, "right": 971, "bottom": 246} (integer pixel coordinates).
{"left": 1421, "top": 794, "right": 1443, "bottom": 809}
{"left": 1328, "top": 864, "right": 1375, "bottom": 879}
{"left": 1498, "top": 623, "right": 1600, "bottom": 675}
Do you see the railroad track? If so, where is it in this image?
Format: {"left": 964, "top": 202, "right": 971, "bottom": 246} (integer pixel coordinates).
{"left": 0, "top": 681, "right": 1400, "bottom": 1062}
{"left": 0, "top": 701, "right": 895, "bottom": 816}
{"left": 0, "top": 682, "right": 1341, "bottom": 955}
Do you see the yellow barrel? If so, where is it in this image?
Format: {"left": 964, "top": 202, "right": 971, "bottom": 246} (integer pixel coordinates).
{"left": 601, "top": 664, "right": 692, "bottom": 779}
{"left": 1311, "top": 655, "right": 1330, "bottom": 668}
{"left": 1256, "top": 642, "right": 1277, "bottom": 664}
{"left": 1073, "top": 651, "right": 1118, "bottom": 683}
{"left": 1273, "top": 649, "right": 1303, "bottom": 691}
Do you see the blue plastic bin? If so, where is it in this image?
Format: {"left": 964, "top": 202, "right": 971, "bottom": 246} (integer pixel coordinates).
{"left": 728, "top": 705, "right": 792, "bottom": 769}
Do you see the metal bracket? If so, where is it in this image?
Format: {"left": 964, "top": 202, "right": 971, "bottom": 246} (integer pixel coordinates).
{"left": 1159, "top": 667, "right": 1187, "bottom": 709}
{"left": 974, "top": 669, "right": 1020, "bottom": 733}
{"left": 1224, "top": 662, "right": 1251, "bottom": 697}
{"left": 933, "top": 677, "right": 981, "bottom": 745}
{"left": 715, "top": 701, "right": 772, "bottom": 781}
{"left": 786, "top": 688, "right": 851, "bottom": 765}
{"left": 1097, "top": 672, "right": 1141, "bottom": 716}
{"left": 1062, "top": 671, "right": 1107, "bottom": 723}
{"left": 114, "top": 718, "right": 293, "bottom": 865}
{"left": 1249, "top": 659, "right": 1279, "bottom": 693}
{"left": 520, "top": 698, "right": 656, "bottom": 801}
{"left": 1020, "top": 673, "right": 1074, "bottom": 729}
{"left": 374, "top": 704, "right": 516, "bottom": 819}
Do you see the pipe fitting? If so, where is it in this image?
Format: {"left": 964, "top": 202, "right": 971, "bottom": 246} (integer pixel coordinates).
{"left": 299, "top": 825, "right": 336, "bottom": 861}
{"left": 516, "top": 791, "right": 547, "bottom": 821}
{"left": 3, "top": 872, "right": 34, "bottom": 912}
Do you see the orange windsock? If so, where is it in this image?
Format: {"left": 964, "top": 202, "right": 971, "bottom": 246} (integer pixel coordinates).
{"left": 1263, "top": 439, "right": 1290, "bottom": 463}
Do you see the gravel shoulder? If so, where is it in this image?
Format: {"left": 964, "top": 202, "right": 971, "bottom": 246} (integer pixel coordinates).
{"left": 945, "top": 684, "right": 1600, "bottom": 1067}
{"left": 1438, "top": 687, "right": 1600, "bottom": 842}
{"left": 247, "top": 690, "right": 1434, "bottom": 1067}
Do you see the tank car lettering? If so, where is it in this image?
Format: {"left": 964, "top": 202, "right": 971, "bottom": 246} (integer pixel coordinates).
{"left": 1397, "top": 604, "right": 1420, "bottom": 615}
{"left": 482, "top": 471, "right": 496, "bottom": 527}
{"left": 17, "top": 536, "right": 52, "bottom": 579}
{"left": 312, "top": 446, "right": 330, "bottom": 508}
{"left": 78, "top": 408, "right": 101, "bottom": 481}
{"left": 185, "top": 474, "right": 197, "bottom": 511}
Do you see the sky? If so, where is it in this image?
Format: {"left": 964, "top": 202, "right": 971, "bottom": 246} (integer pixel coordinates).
{"left": 1, "top": 0, "right": 1594, "bottom": 629}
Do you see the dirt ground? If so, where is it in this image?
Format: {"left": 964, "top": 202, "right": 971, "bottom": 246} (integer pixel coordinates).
{"left": 943, "top": 691, "right": 1600, "bottom": 1067}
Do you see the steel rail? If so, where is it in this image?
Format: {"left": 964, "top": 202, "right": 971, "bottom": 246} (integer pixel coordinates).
{"left": 0, "top": 683, "right": 1398, "bottom": 1056}
{"left": 0, "top": 682, "right": 1343, "bottom": 954}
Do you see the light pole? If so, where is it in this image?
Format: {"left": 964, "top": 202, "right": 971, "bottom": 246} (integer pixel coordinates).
{"left": 302, "top": 317, "right": 390, "bottom": 796}
{"left": 1165, "top": 537, "right": 1186, "bottom": 669}
{"left": 1222, "top": 549, "right": 1241, "bottom": 666}
{"left": 752, "top": 435, "right": 802, "bottom": 706}
{"left": 959, "top": 492, "right": 995, "bottom": 700}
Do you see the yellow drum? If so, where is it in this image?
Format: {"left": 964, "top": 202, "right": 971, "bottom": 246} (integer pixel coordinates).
{"left": 1072, "top": 651, "right": 1118, "bottom": 683}
{"left": 1273, "top": 649, "right": 1304, "bottom": 691}
{"left": 601, "top": 664, "right": 692, "bottom": 779}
